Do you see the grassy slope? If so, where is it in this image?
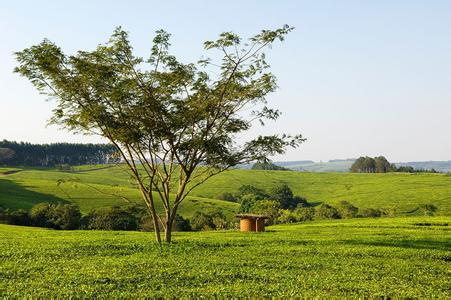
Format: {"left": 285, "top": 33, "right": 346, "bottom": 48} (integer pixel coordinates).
{"left": 0, "top": 166, "right": 238, "bottom": 218}
{"left": 1, "top": 165, "right": 451, "bottom": 215}
{"left": 192, "top": 169, "right": 451, "bottom": 215}
{"left": 0, "top": 217, "right": 449, "bottom": 297}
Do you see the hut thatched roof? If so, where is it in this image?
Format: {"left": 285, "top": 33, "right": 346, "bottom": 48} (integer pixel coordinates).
{"left": 236, "top": 214, "right": 268, "bottom": 219}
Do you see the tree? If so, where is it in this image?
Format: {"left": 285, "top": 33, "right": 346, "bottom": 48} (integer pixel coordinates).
{"left": 0, "top": 148, "right": 15, "bottom": 164}
{"left": 30, "top": 203, "right": 54, "bottom": 228}
{"left": 350, "top": 156, "right": 378, "bottom": 173}
{"left": 252, "top": 200, "right": 281, "bottom": 225}
{"left": 190, "top": 211, "right": 215, "bottom": 231}
{"left": 315, "top": 203, "right": 340, "bottom": 219}
{"left": 269, "top": 183, "right": 302, "bottom": 209}
{"left": 350, "top": 157, "right": 365, "bottom": 173}
{"left": 238, "top": 185, "right": 269, "bottom": 200}
{"left": 336, "top": 200, "right": 358, "bottom": 218}
{"left": 251, "top": 161, "right": 288, "bottom": 170}
{"left": 86, "top": 205, "right": 141, "bottom": 230}
{"left": 15, "top": 26, "right": 304, "bottom": 243}
{"left": 374, "top": 156, "right": 391, "bottom": 173}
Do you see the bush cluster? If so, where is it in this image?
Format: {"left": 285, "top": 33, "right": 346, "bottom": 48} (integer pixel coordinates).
{"left": 234, "top": 184, "right": 439, "bottom": 225}
{"left": 190, "top": 210, "right": 237, "bottom": 231}
{"left": 0, "top": 203, "right": 235, "bottom": 232}
{"left": 0, "top": 203, "right": 194, "bottom": 232}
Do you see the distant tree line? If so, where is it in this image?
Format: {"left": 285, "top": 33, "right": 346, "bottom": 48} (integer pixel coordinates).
{"left": 251, "top": 162, "right": 289, "bottom": 171}
{"left": 0, "top": 140, "right": 119, "bottom": 167}
{"left": 350, "top": 156, "right": 439, "bottom": 173}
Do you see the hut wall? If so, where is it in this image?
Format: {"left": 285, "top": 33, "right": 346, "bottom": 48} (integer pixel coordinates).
{"left": 240, "top": 218, "right": 256, "bottom": 232}
{"left": 255, "top": 218, "right": 265, "bottom": 232}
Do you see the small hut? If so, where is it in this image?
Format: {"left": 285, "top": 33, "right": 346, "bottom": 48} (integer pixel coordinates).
{"left": 236, "top": 214, "right": 268, "bottom": 232}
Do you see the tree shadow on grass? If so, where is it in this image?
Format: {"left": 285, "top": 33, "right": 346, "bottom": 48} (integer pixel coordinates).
{"left": 343, "top": 238, "right": 451, "bottom": 252}
{"left": 0, "top": 178, "right": 69, "bottom": 211}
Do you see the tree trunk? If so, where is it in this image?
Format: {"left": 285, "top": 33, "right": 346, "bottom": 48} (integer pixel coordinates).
{"left": 164, "top": 208, "right": 179, "bottom": 243}
{"left": 150, "top": 208, "right": 161, "bottom": 244}
{"left": 164, "top": 226, "right": 172, "bottom": 243}
{"left": 164, "top": 212, "right": 172, "bottom": 243}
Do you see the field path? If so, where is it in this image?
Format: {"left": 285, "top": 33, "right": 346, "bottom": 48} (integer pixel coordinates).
{"left": 0, "top": 169, "right": 23, "bottom": 176}
{"left": 74, "top": 165, "right": 116, "bottom": 173}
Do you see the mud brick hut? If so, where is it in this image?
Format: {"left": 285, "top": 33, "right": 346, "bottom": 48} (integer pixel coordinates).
{"left": 236, "top": 214, "right": 268, "bottom": 232}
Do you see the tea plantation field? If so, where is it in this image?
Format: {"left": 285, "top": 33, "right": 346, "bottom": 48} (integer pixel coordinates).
{"left": 0, "top": 217, "right": 449, "bottom": 297}
{"left": 1, "top": 165, "right": 451, "bottom": 216}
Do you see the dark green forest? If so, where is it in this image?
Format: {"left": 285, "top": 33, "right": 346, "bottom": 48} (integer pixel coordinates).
{"left": 0, "top": 140, "right": 118, "bottom": 167}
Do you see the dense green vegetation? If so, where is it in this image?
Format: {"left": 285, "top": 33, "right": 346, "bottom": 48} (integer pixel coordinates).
{"left": 0, "top": 217, "right": 449, "bottom": 297}
{"left": 251, "top": 161, "right": 289, "bottom": 171}
{"left": 1, "top": 165, "right": 450, "bottom": 217}
{"left": 0, "top": 140, "right": 118, "bottom": 167}
{"left": 350, "top": 156, "right": 439, "bottom": 173}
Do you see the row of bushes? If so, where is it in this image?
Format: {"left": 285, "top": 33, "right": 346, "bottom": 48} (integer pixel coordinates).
{"left": 222, "top": 184, "right": 439, "bottom": 225}
{"left": 0, "top": 204, "right": 139, "bottom": 230}
{"left": 269, "top": 201, "right": 438, "bottom": 225}
{"left": 0, "top": 203, "right": 238, "bottom": 232}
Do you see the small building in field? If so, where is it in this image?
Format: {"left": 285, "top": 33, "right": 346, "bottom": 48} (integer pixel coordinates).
{"left": 236, "top": 214, "right": 268, "bottom": 232}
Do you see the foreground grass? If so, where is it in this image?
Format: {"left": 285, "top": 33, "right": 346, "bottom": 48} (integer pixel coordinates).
{"left": 1, "top": 217, "right": 449, "bottom": 297}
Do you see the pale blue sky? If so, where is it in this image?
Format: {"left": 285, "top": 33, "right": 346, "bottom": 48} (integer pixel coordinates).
{"left": 1, "top": 1, "right": 450, "bottom": 162}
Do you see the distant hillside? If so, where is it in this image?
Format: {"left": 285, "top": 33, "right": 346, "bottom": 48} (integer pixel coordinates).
{"left": 241, "top": 159, "right": 451, "bottom": 173}
{"left": 239, "top": 160, "right": 354, "bottom": 172}
{"left": 278, "top": 159, "right": 355, "bottom": 172}
{"left": 1, "top": 165, "right": 450, "bottom": 216}
{"left": 395, "top": 161, "right": 451, "bottom": 173}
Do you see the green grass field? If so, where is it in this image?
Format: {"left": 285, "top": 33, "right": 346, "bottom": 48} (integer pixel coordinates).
{"left": 0, "top": 165, "right": 239, "bottom": 218}
{"left": 1, "top": 165, "right": 450, "bottom": 216}
{"left": 1, "top": 217, "right": 449, "bottom": 297}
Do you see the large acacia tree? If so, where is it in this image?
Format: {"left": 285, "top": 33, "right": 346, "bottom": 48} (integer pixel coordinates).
{"left": 15, "top": 26, "right": 305, "bottom": 243}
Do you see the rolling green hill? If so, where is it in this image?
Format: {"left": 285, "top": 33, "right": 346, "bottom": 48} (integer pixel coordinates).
{"left": 0, "top": 217, "right": 449, "bottom": 297}
{"left": 1, "top": 165, "right": 450, "bottom": 216}
{"left": 0, "top": 166, "right": 239, "bottom": 218}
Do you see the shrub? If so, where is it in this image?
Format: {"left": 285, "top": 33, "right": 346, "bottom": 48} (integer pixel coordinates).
{"left": 210, "top": 210, "right": 228, "bottom": 230}
{"left": 239, "top": 194, "right": 258, "bottom": 213}
{"left": 336, "top": 201, "right": 358, "bottom": 219}
{"left": 294, "top": 196, "right": 309, "bottom": 207}
{"left": 0, "top": 207, "right": 8, "bottom": 224}
{"left": 252, "top": 200, "right": 281, "bottom": 225}
{"left": 0, "top": 208, "right": 32, "bottom": 225}
{"left": 30, "top": 203, "right": 54, "bottom": 228}
{"left": 238, "top": 185, "right": 268, "bottom": 200}
{"left": 51, "top": 204, "right": 81, "bottom": 229}
{"left": 30, "top": 203, "right": 82, "bottom": 229}
{"left": 9, "top": 209, "right": 32, "bottom": 226}
{"left": 276, "top": 209, "right": 297, "bottom": 224}
{"left": 269, "top": 184, "right": 294, "bottom": 209}
{"left": 139, "top": 214, "right": 156, "bottom": 232}
{"left": 315, "top": 204, "right": 340, "bottom": 219}
{"left": 293, "top": 206, "right": 315, "bottom": 222}
{"left": 418, "top": 204, "right": 437, "bottom": 216}
{"left": 380, "top": 206, "right": 397, "bottom": 217}
{"left": 216, "top": 192, "right": 237, "bottom": 202}
{"left": 190, "top": 211, "right": 215, "bottom": 231}
{"left": 86, "top": 205, "right": 141, "bottom": 230}
{"left": 358, "top": 208, "right": 382, "bottom": 218}
{"left": 173, "top": 214, "right": 192, "bottom": 231}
